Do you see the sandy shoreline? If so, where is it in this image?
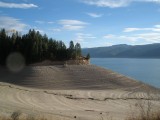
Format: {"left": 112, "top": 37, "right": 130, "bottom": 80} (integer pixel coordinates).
{"left": 0, "top": 65, "right": 160, "bottom": 120}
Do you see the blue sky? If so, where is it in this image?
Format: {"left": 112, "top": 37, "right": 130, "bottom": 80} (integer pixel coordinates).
{"left": 0, "top": 0, "right": 160, "bottom": 48}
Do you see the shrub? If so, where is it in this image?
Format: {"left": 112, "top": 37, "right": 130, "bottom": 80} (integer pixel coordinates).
{"left": 126, "top": 100, "right": 160, "bottom": 120}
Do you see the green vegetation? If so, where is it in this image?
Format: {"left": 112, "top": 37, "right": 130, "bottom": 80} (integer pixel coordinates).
{"left": 0, "top": 29, "right": 82, "bottom": 65}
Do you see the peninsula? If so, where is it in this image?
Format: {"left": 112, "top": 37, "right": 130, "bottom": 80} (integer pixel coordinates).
{"left": 0, "top": 29, "right": 160, "bottom": 120}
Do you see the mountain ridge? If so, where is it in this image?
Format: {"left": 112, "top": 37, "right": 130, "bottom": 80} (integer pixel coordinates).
{"left": 82, "top": 43, "right": 160, "bottom": 58}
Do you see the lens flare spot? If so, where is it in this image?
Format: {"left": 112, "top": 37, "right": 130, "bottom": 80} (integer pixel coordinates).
{"left": 6, "top": 52, "right": 25, "bottom": 73}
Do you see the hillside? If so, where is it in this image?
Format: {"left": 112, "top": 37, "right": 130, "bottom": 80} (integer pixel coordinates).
{"left": 82, "top": 43, "right": 160, "bottom": 58}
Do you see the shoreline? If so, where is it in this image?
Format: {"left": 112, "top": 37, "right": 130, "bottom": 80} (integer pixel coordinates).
{"left": 0, "top": 65, "right": 158, "bottom": 90}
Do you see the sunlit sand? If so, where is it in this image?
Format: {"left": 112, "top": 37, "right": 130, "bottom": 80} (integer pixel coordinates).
{"left": 0, "top": 65, "right": 160, "bottom": 120}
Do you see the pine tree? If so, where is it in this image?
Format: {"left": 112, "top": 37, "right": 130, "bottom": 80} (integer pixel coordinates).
{"left": 0, "top": 29, "right": 82, "bottom": 65}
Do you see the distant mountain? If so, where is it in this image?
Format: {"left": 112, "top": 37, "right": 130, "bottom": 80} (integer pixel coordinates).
{"left": 82, "top": 43, "right": 160, "bottom": 58}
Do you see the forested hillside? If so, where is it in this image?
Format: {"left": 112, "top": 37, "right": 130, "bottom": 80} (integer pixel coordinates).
{"left": 0, "top": 29, "right": 82, "bottom": 65}
{"left": 82, "top": 44, "right": 160, "bottom": 58}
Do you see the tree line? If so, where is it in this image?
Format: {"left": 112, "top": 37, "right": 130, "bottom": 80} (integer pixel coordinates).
{"left": 0, "top": 29, "right": 82, "bottom": 65}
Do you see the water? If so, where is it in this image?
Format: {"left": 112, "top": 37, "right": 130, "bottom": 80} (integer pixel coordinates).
{"left": 91, "top": 58, "right": 160, "bottom": 88}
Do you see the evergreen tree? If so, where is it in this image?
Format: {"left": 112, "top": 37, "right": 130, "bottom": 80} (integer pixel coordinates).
{"left": 0, "top": 28, "right": 82, "bottom": 65}
{"left": 75, "top": 43, "right": 81, "bottom": 59}
{"left": 86, "top": 53, "right": 90, "bottom": 60}
{"left": 68, "top": 41, "right": 75, "bottom": 59}
{"left": 0, "top": 29, "right": 10, "bottom": 65}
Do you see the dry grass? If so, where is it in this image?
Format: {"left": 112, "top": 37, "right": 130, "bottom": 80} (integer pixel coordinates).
{"left": 126, "top": 100, "right": 160, "bottom": 120}
{"left": 126, "top": 111, "right": 160, "bottom": 120}
{"left": 0, "top": 108, "right": 160, "bottom": 120}
{"left": 0, "top": 111, "right": 48, "bottom": 120}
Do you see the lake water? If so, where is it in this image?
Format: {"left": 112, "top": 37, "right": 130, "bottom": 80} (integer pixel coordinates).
{"left": 91, "top": 58, "right": 160, "bottom": 88}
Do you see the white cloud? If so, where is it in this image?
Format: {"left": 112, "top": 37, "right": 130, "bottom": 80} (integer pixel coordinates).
{"left": 154, "top": 25, "right": 160, "bottom": 28}
{"left": 0, "top": 16, "right": 27, "bottom": 31}
{"left": 77, "top": 33, "right": 96, "bottom": 39}
{"left": 35, "top": 20, "right": 54, "bottom": 24}
{"left": 86, "top": 13, "right": 103, "bottom": 18}
{"left": 136, "top": 32, "right": 160, "bottom": 42}
{"left": 75, "top": 33, "right": 96, "bottom": 42}
{"left": 105, "top": 24, "right": 160, "bottom": 44}
{"left": 124, "top": 28, "right": 142, "bottom": 32}
{"left": 80, "top": 0, "right": 130, "bottom": 8}
{"left": 103, "top": 31, "right": 160, "bottom": 44}
{"left": 48, "top": 21, "right": 54, "bottom": 24}
{"left": 103, "top": 34, "right": 116, "bottom": 39}
{"left": 124, "top": 25, "right": 160, "bottom": 32}
{"left": 80, "top": 0, "right": 160, "bottom": 8}
{"left": 103, "top": 34, "right": 140, "bottom": 45}
{"left": 0, "top": 1, "right": 38, "bottom": 9}
{"left": 51, "top": 28, "right": 61, "bottom": 32}
{"left": 119, "top": 35, "right": 139, "bottom": 42}
{"left": 63, "top": 25, "right": 85, "bottom": 31}
{"left": 58, "top": 19, "right": 88, "bottom": 31}
{"left": 58, "top": 19, "right": 87, "bottom": 25}
{"left": 35, "top": 21, "right": 45, "bottom": 24}
{"left": 145, "top": 0, "right": 160, "bottom": 3}
{"left": 104, "top": 42, "right": 113, "bottom": 46}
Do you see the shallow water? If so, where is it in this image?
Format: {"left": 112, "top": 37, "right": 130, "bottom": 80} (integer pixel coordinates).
{"left": 91, "top": 58, "right": 160, "bottom": 88}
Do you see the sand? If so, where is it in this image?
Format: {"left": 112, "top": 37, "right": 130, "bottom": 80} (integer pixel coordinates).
{"left": 0, "top": 65, "right": 160, "bottom": 120}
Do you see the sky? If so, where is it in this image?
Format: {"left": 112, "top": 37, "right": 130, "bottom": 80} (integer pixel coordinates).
{"left": 0, "top": 0, "right": 160, "bottom": 48}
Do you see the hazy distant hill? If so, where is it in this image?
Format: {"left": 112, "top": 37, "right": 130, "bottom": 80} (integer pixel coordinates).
{"left": 82, "top": 43, "right": 160, "bottom": 58}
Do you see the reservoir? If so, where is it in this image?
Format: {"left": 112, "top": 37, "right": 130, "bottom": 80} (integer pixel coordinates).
{"left": 91, "top": 58, "right": 160, "bottom": 88}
